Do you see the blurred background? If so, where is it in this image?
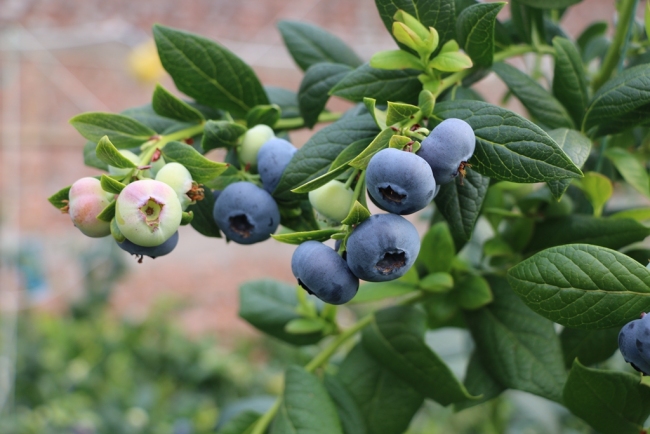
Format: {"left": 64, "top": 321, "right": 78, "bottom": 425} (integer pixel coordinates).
{"left": 0, "top": 0, "right": 643, "bottom": 433}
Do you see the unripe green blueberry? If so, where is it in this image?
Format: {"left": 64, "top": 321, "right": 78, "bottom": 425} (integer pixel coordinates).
{"left": 155, "top": 162, "right": 194, "bottom": 209}
{"left": 308, "top": 180, "right": 354, "bottom": 223}
{"left": 115, "top": 179, "right": 182, "bottom": 247}
{"left": 108, "top": 150, "right": 141, "bottom": 177}
{"left": 239, "top": 124, "right": 275, "bottom": 170}
{"left": 68, "top": 177, "right": 113, "bottom": 238}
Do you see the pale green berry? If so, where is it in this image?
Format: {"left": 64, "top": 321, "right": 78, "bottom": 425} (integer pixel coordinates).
{"left": 150, "top": 154, "right": 166, "bottom": 177}
{"left": 108, "top": 150, "right": 141, "bottom": 178}
{"left": 68, "top": 177, "right": 112, "bottom": 238}
{"left": 115, "top": 179, "right": 182, "bottom": 247}
{"left": 239, "top": 124, "right": 274, "bottom": 170}
{"left": 308, "top": 180, "right": 354, "bottom": 223}
{"left": 155, "top": 162, "right": 194, "bottom": 210}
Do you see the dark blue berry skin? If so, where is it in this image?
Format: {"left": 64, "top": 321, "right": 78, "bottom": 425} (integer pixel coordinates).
{"left": 291, "top": 241, "right": 359, "bottom": 305}
{"left": 213, "top": 182, "right": 280, "bottom": 245}
{"left": 366, "top": 148, "right": 436, "bottom": 215}
{"left": 619, "top": 316, "right": 650, "bottom": 375}
{"left": 345, "top": 214, "right": 420, "bottom": 282}
{"left": 417, "top": 118, "right": 476, "bottom": 185}
{"left": 257, "top": 138, "right": 297, "bottom": 194}
{"left": 117, "top": 231, "right": 179, "bottom": 260}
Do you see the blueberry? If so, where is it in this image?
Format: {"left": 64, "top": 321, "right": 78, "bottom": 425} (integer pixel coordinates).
{"left": 366, "top": 148, "right": 436, "bottom": 215}
{"left": 68, "top": 177, "right": 113, "bottom": 238}
{"left": 417, "top": 118, "right": 476, "bottom": 185}
{"left": 117, "top": 231, "right": 179, "bottom": 261}
{"left": 619, "top": 315, "right": 650, "bottom": 375}
{"left": 257, "top": 138, "right": 297, "bottom": 193}
{"left": 239, "top": 124, "right": 275, "bottom": 170}
{"left": 212, "top": 181, "right": 280, "bottom": 244}
{"left": 345, "top": 213, "right": 420, "bottom": 282}
{"left": 291, "top": 241, "right": 359, "bottom": 305}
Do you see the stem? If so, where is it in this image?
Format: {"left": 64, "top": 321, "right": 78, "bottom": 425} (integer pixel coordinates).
{"left": 591, "top": 0, "right": 638, "bottom": 91}
{"left": 344, "top": 169, "right": 360, "bottom": 190}
{"left": 351, "top": 171, "right": 366, "bottom": 206}
{"left": 139, "top": 122, "right": 206, "bottom": 165}
{"left": 274, "top": 111, "right": 343, "bottom": 130}
{"left": 250, "top": 398, "right": 282, "bottom": 434}
{"left": 304, "top": 313, "right": 374, "bottom": 372}
{"left": 595, "top": 136, "right": 609, "bottom": 173}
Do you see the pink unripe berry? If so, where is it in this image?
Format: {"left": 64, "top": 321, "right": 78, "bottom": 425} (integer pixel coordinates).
{"left": 68, "top": 177, "right": 112, "bottom": 238}
{"left": 115, "top": 179, "right": 182, "bottom": 247}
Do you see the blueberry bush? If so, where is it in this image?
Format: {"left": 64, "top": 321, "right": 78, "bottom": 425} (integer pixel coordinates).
{"left": 48, "top": 0, "right": 650, "bottom": 432}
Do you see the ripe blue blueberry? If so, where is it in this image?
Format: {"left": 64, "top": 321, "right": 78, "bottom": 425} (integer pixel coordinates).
{"left": 417, "top": 118, "right": 476, "bottom": 185}
{"left": 257, "top": 138, "right": 297, "bottom": 194}
{"left": 291, "top": 241, "right": 359, "bottom": 305}
{"left": 117, "top": 231, "right": 179, "bottom": 262}
{"left": 366, "top": 148, "right": 436, "bottom": 215}
{"left": 212, "top": 181, "right": 280, "bottom": 244}
{"left": 618, "top": 313, "right": 650, "bottom": 375}
{"left": 345, "top": 213, "right": 420, "bottom": 282}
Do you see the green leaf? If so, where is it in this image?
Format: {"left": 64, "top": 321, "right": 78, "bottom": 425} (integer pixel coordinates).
{"left": 279, "top": 199, "right": 320, "bottom": 233}
{"left": 419, "top": 272, "right": 454, "bottom": 293}
{"left": 122, "top": 104, "right": 183, "bottom": 133}
{"left": 341, "top": 201, "right": 371, "bottom": 226}
{"left": 456, "top": 3, "right": 505, "bottom": 67}
{"left": 492, "top": 62, "right": 575, "bottom": 129}
{"left": 418, "top": 90, "right": 435, "bottom": 117}
{"left": 330, "top": 64, "right": 422, "bottom": 105}
{"left": 186, "top": 189, "right": 221, "bottom": 238}
{"left": 180, "top": 210, "right": 194, "bottom": 225}
{"left": 560, "top": 327, "right": 620, "bottom": 369}
{"left": 455, "top": 351, "right": 505, "bottom": 411}
{"left": 277, "top": 20, "right": 362, "bottom": 72}
{"left": 385, "top": 102, "right": 420, "bottom": 126}
{"left": 323, "top": 375, "right": 367, "bottom": 434}
{"left": 552, "top": 37, "right": 589, "bottom": 127}
{"left": 96, "top": 200, "right": 115, "bottom": 223}
{"left": 546, "top": 128, "right": 592, "bottom": 200}
{"left": 605, "top": 147, "right": 650, "bottom": 198}
{"left": 83, "top": 140, "right": 108, "bottom": 171}
{"left": 99, "top": 174, "right": 125, "bottom": 195}
{"left": 202, "top": 120, "right": 247, "bottom": 152}
{"left": 563, "top": 360, "right": 650, "bottom": 434}
{"left": 271, "top": 366, "right": 343, "bottom": 434}
{"left": 246, "top": 104, "right": 281, "bottom": 128}
{"left": 349, "top": 281, "right": 418, "bottom": 304}
{"left": 611, "top": 207, "right": 650, "bottom": 222}
{"left": 583, "top": 64, "right": 650, "bottom": 136}
{"left": 290, "top": 140, "right": 370, "bottom": 194}
{"left": 464, "top": 276, "right": 567, "bottom": 402}
{"left": 271, "top": 228, "right": 341, "bottom": 245}
{"left": 48, "top": 185, "right": 71, "bottom": 211}
{"left": 348, "top": 128, "right": 394, "bottom": 170}
{"left": 369, "top": 50, "right": 423, "bottom": 70}
{"left": 337, "top": 344, "right": 423, "bottom": 434}
{"left": 152, "top": 84, "right": 205, "bottom": 123}
{"left": 517, "top": 0, "right": 581, "bottom": 7}
{"left": 95, "top": 136, "right": 138, "bottom": 169}
{"left": 510, "top": 0, "right": 545, "bottom": 44}
{"left": 299, "top": 63, "right": 353, "bottom": 129}
{"left": 153, "top": 24, "right": 268, "bottom": 118}
{"left": 239, "top": 280, "right": 323, "bottom": 346}
{"left": 362, "top": 305, "right": 476, "bottom": 405}
{"left": 161, "top": 141, "right": 229, "bottom": 183}
{"left": 70, "top": 112, "right": 156, "bottom": 149}
{"left": 429, "top": 51, "right": 473, "bottom": 72}
{"left": 110, "top": 218, "right": 124, "bottom": 242}
{"left": 285, "top": 318, "right": 326, "bottom": 334}
{"left": 217, "top": 410, "right": 261, "bottom": 434}
{"left": 375, "top": 0, "right": 457, "bottom": 54}
{"left": 576, "top": 21, "right": 608, "bottom": 53}
{"left": 457, "top": 274, "right": 493, "bottom": 310}
{"left": 524, "top": 215, "right": 650, "bottom": 253}
{"left": 415, "top": 222, "right": 455, "bottom": 275}
{"left": 362, "top": 98, "right": 387, "bottom": 131}
{"left": 274, "top": 115, "right": 379, "bottom": 201}
{"left": 510, "top": 243, "right": 650, "bottom": 328}
{"left": 433, "top": 100, "right": 583, "bottom": 182}
{"left": 572, "top": 172, "right": 613, "bottom": 217}
{"left": 388, "top": 135, "right": 414, "bottom": 151}
{"left": 265, "top": 86, "right": 300, "bottom": 118}
{"left": 434, "top": 168, "right": 490, "bottom": 250}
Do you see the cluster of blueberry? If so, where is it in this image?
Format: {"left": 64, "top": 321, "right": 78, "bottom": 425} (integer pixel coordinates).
{"left": 67, "top": 159, "right": 200, "bottom": 261}
{"left": 291, "top": 118, "right": 476, "bottom": 305}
